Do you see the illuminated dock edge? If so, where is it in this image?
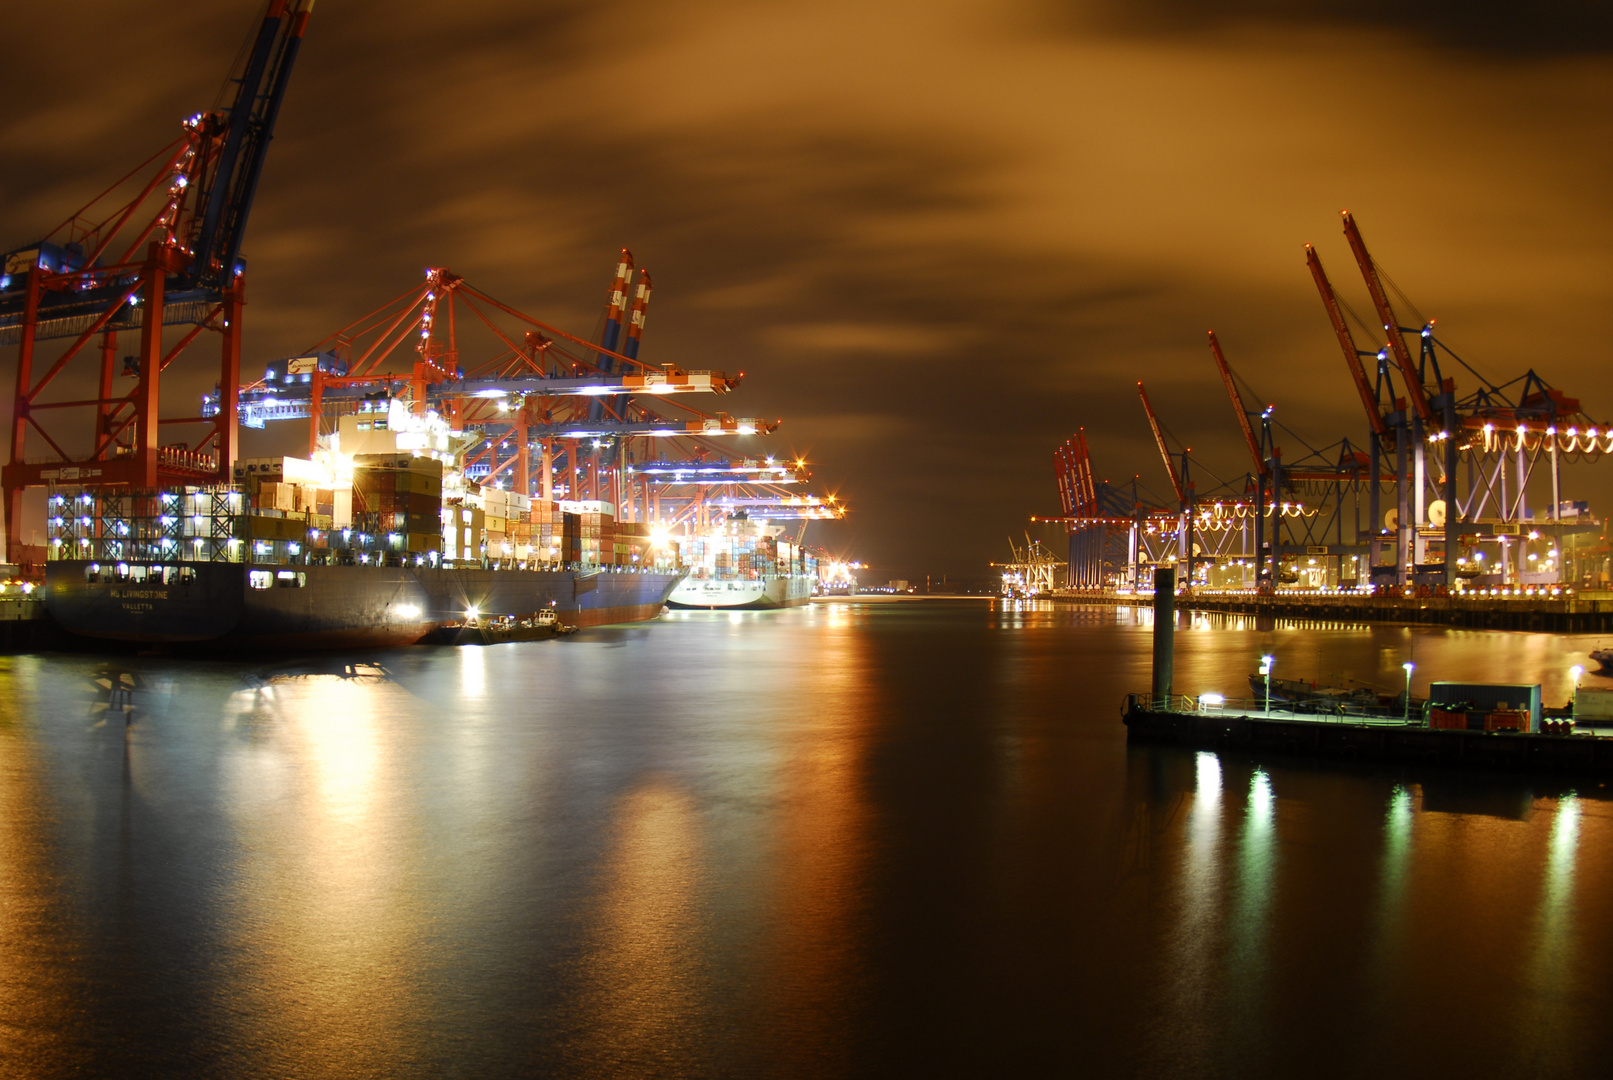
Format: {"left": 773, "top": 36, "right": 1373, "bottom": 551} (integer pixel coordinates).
{"left": 1053, "top": 588, "right": 1613, "bottom": 632}
{"left": 1121, "top": 696, "right": 1613, "bottom": 776}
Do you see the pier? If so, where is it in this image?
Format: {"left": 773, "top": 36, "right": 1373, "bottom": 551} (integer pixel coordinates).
{"left": 1124, "top": 565, "right": 1613, "bottom": 777}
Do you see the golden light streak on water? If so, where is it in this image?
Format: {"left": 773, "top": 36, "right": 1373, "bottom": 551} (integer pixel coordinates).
{"left": 216, "top": 674, "right": 430, "bottom": 1073}
{"left": 0, "top": 657, "right": 81, "bottom": 1075}
{"left": 749, "top": 608, "right": 870, "bottom": 1075}
{"left": 572, "top": 780, "right": 708, "bottom": 1077}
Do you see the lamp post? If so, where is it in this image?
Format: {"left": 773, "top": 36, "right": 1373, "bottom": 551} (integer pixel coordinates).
{"left": 1260, "top": 654, "right": 1274, "bottom": 714}
{"left": 1402, "top": 661, "right": 1415, "bottom": 723}
{"left": 1571, "top": 664, "right": 1584, "bottom": 722}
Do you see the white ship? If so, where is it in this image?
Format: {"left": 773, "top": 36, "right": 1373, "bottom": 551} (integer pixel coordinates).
{"left": 667, "top": 572, "right": 813, "bottom": 610}
{"left": 664, "top": 518, "right": 817, "bottom": 609}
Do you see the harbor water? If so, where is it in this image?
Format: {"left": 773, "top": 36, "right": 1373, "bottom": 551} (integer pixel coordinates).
{"left": 2, "top": 600, "right": 1611, "bottom": 1078}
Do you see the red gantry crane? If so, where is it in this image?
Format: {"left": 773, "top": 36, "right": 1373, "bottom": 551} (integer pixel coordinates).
{"left": 2, "top": 0, "right": 315, "bottom": 566}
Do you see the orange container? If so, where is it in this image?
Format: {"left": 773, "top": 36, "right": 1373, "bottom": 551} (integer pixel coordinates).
{"left": 1428, "top": 709, "right": 1467, "bottom": 730}
{"left": 1485, "top": 710, "right": 1529, "bottom": 733}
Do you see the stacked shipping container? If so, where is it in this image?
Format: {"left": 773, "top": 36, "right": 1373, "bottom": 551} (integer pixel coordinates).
{"left": 353, "top": 454, "right": 445, "bottom": 555}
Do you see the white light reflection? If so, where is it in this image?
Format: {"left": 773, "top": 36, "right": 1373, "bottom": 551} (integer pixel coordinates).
{"left": 1167, "top": 751, "right": 1224, "bottom": 1045}
{"left": 1381, "top": 785, "right": 1414, "bottom": 901}
{"left": 1228, "top": 769, "right": 1276, "bottom": 1043}
{"left": 1518, "top": 794, "right": 1582, "bottom": 1060}
{"left": 460, "top": 644, "right": 486, "bottom": 699}
{"left": 1363, "top": 785, "right": 1416, "bottom": 1022}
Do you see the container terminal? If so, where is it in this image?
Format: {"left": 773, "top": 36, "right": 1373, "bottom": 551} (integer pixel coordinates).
{"left": 0, "top": 1, "right": 846, "bottom": 651}
{"left": 1028, "top": 212, "right": 1611, "bottom": 631}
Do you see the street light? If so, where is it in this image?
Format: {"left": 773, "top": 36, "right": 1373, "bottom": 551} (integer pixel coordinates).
{"left": 1260, "top": 654, "right": 1274, "bottom": 713}
{"left": 1402, "top": 661, "right": 1415, "bottom": 723}
{"left": 1571, "top": 664, "right": 1584, "bottom": 721}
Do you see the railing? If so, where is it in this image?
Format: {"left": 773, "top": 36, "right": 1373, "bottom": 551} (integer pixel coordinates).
{"left": 157, "top": 446, "right": 220, "bottom": 474}
{"left": 1133, "top": 692, "right": 1420, "bottom": 726}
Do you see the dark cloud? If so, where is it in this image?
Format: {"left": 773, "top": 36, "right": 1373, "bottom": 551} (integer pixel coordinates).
{"left": 1069, "top": 1, "right": 1613, "bottom": 56}
{"left": 5, "top": 0, "right": 1613, "bottom": 577}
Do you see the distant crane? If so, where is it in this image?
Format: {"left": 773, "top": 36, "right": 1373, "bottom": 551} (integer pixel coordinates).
{"left": 999, "top": 535, "right": 1066, "bottom": 597}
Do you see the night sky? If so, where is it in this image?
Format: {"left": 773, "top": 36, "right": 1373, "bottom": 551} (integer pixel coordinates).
{"left": 4, "top": 1, "right": 1611, "bottom": 579}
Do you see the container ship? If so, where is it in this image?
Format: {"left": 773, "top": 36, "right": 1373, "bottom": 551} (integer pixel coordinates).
{"left": 41, "top": 448, "right": 684, "bottom": 648}
{"left": 0, "top": 1, "right": 853, "bottom": 650}
{"left": 665, "top": 518, "right": 816, "bottom": 610}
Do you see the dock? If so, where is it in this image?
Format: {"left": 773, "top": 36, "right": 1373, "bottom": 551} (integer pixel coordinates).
{"left": 1123, "top": 564, "right": 1613, "bottom": 778}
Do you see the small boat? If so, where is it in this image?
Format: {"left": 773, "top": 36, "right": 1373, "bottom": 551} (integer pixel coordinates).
{"left": 1591, "top": 648, "right": 1613, "bottom": 673}
{"left": 1248, "top": 673, "right": 1422, "bottom": 713}
{"left": 424, "top": 608, "right": 574, "bottom": 645}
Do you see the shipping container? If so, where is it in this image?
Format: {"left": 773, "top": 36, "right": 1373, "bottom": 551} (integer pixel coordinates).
{"left": 1575, "top": 687, "right": 1613, "bottom": 722}
{"left": 1428, "top": 682, "right": 1542, "bottom": 733}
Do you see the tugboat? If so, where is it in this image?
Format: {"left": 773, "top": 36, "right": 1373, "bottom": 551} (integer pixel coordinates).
{"left": 425, "top": 606, "right": 578, "bottom": 646}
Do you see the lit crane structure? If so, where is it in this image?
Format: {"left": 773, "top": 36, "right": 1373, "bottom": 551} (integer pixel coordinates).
{"left": 215, "top": 264, "right": 774, "bottom": 505}
{"left": 1135, "top": 379, "right": 1309, "bottom": 590}
{"left": 2, "top": 0, "right": 314, "bottom": 564}
{"left": 998, "top": 535, "right": 1066, "bottom": 598}
{"left": 1310, "top": 211, "right": 1607, "bottom": 589}
{"left": 411, "top": 257, "right": 845, "bottom": 538}
{"left": 1207, "top": 330, "right": 1375, "bottom": 589}
{"left": 1048, "top": 369, "right": 1372, "bottom": 592}
{"left": 1049, "top": 210, "right": 1609, "bottom": 596}
{"left": 1050, "top": 428, "right": 1175, "bottom": 589}
{"left": 627, "top": 452, "right": 844, "bottom": 532}
{"left": 1137, "top": 381, "right": 1197, "bottom": 583}
{"left": 215, "top": 253, "right": 843, "bottom": 537}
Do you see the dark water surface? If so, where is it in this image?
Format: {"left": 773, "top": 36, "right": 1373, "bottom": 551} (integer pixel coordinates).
{"left": 2, "top": 600, "right": 1611, "bottom": 1078}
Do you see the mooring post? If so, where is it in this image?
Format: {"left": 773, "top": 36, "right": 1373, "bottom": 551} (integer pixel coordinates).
{"left": 1152, "top": 565, "right": 1175, "bottom": 709}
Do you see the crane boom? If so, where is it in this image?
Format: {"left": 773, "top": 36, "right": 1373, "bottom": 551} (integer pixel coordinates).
{"left": 590, "top": 250, "right": 633, "bottom": 424}
{"left": 622, "top": 270, "right": 651, "bottom": 362}
{"left": 1340, "top": 211, "right": 1434, "bottom": 425}
{"left": 189, "top": 0, "right": 313, "bottom": 289}
{"left": 1305, "top": 242, "right": 1389, "bottom": 442}
{"left": 1053, "top": 428, "right": 1100, "bottom": 520}
{"left": 1137, "top": 382, "right": 1185, "bottom": 504}
{"left": 1206, "top": 330, "right": 1266, "bottom": 477}
{"left": 1073, "top": 429, "right": 1097, "bottom": 512}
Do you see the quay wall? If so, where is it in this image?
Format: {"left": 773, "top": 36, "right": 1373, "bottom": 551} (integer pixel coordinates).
{"left": 1123, "top": 697, "right": 1613, "bottom": 776}
{"left": 1054, "top": 589, "right": 1613, "bottom": 632}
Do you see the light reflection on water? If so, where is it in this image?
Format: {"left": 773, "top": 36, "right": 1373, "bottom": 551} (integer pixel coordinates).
{"left": 1, "top": 602, "right": 1612, "bottom": 1077}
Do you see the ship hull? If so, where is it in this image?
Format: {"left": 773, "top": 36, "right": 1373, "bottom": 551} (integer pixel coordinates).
{"left": 44, "top": 561, "right": 684, "bottom": 648}
{"left": 665, "top": 573, "right": 813, "bottom": 610}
